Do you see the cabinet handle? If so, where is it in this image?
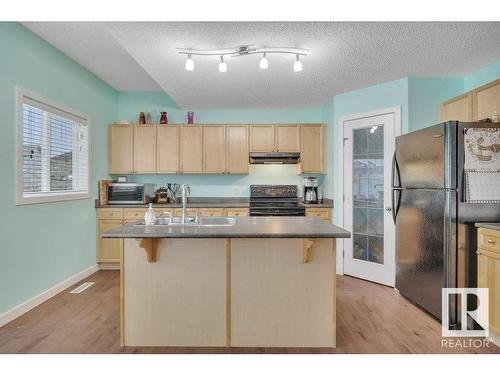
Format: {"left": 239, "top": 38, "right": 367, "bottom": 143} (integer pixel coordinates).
{"left": 476, "top": 251, "right": 481, "bottom": 255}
{"left": 487, "top": 239, "right": 496, "bottom": 244}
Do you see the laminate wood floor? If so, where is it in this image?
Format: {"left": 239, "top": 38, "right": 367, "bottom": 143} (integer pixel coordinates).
{"left": 0, "top": 271, "right": 498, "bottom": 354}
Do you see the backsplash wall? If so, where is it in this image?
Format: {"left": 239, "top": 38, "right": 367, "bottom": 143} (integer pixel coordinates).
{"left": 123, "top": 165, "right": 326, "bottom": 198}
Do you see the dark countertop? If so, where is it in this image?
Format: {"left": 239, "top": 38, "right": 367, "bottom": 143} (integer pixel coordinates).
{"left": 95, "top": 197, "right": 334, "bottom": 209}
{"left": 475, "top": 223, "right": 500, "bottom": 231}
{"left": 102, "top": 216, "right": 350, "bottom": 239}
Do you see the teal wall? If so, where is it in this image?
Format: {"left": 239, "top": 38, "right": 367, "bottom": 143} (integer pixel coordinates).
{"left": 118, "top": 91, "right": 323, "bottom": 124}
{"left": 407, "top": 77, "right": 463, "bottom": 132}
{"left": 0, "top": 23, "right": 118, "bottom": 315}
{"left": 463, "top": 61, "right": 500, "bottom": 91}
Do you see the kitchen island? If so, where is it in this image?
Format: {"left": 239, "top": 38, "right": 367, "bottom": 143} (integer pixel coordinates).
{"left": 103, "top": 216, "right": 350, "bottom": 349}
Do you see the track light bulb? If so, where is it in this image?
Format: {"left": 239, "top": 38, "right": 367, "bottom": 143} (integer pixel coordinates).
{"left": 293, "top": 54, "right": 302, "bottom": 72}
{"left": 218, "top": 55, "right": 227, "bottom": 73}
{"left": 185, "top": 54, "right": 194, "bottom": 71}
{"left": 259, "top": 53, "right": 269, "bottom": 70}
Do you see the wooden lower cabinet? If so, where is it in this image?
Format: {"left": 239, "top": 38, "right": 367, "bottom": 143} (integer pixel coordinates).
{"left": 305, "top": 208, "right": 332, "bottom": 222}
{"left": 97, "top": 219, "right": 123, "bottom": 265}
{"left": 173, "top": 208, "right": 199, "bottom": 217}
{"left": 224, "top": 208, "right": 249, "bottom": 217}
{"left": 477, "top": 228, "right": 500, "bottom": 338}
{"left": 199, "top": 208, "right": 224, "bottom": 217}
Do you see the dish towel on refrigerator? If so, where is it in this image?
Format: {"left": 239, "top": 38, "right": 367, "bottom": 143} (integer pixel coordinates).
{"left": 464, "top": 128, "right": 500, "bottom": 203}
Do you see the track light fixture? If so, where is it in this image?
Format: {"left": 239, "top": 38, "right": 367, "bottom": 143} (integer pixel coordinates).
{"left": 178, "top": 45, "right": 307, "bottom": 73}
{"left": 184, "top": 54, "right": 194, "bottom": 71}
{"left": 259, "top": 53, "right": 269, "bottom": 70}
{"left": 293, "top": 54, "right": 302, "bottom": 72}
{"left": 218, "top": 55, "right": 227, "bottom": 73}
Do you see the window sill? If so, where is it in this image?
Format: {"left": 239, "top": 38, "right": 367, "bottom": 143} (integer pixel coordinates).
{"left": 16, "top": 192, "right": 92, "bottom": 206}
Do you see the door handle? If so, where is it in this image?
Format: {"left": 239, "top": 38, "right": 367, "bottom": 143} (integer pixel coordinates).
{"left": 385, "top": 207, "right": 392, "bottom": 211}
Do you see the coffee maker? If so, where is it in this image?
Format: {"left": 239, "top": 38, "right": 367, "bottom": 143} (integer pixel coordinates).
{"left": 303, "top": 177, "right": 319, "bottom": 204}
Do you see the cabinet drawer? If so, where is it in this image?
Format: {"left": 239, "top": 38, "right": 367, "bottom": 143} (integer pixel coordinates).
{"left": 224, "top": 208, "right": 249, "bottom": 217}
{"left": 124, "top": 208, "right": 147, "bottom": 220}
{"left": 97, "top": 208, "right": 124, "bottom": 220}
{"left": 478, "top": 228, "right": 500, "bottom": 254}
{"left": 305, "top": 208, "right": 331, "bottom": 221}
{"left": 199, "top": 208, "right": 224, "bottom": 217}
{"left": 173, "top": 208, "right": 199, "bottom": 217}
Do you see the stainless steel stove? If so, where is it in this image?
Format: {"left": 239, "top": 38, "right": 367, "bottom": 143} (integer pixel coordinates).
{"left": 249, "top": 185, "right": 305, "bottom": 216}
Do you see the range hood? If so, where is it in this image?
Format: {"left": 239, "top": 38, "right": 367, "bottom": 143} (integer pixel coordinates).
{"left": 249, "top": 152, "right": 300, "bottom": 164}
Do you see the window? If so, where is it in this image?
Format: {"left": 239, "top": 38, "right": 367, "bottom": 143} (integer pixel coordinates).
{"left": 16, "top": 87, "right": 90, "bottom": 205}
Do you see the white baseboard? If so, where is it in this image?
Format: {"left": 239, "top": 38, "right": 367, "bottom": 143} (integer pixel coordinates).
{"left": 0, "top": 264, "right": 99, "bottom": 327}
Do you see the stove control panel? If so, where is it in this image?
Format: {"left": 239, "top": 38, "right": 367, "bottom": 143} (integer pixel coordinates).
{"left": 250, "top": 185, "right": 298, "bottom": 198}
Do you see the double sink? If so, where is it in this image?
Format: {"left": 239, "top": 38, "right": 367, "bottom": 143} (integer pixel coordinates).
{"left": 135, "top": 216, "right": 237, "bottom": 227}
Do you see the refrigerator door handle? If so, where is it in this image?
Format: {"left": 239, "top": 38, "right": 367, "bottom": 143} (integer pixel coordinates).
{"left": 392, "top": 151, "right": 401, "bottom": 188}
{"left": 391, "top": 188, "right": 401, "bottom": 224}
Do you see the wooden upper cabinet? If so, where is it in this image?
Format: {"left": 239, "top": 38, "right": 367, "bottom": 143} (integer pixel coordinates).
{"left": 109, "top": 124, "right": 134, "bottom": 174}
{"left": 473, "top": 79, "right": 500, "bottom": 121}
{"left": 300, "top": 124, "right": 325, "bottom": 174}
{"left": 203, "top": 125, "right": 226, "bottom": 173}
{"left": 133, "top": 125, "right": 156, "bottom": 173}
{"left": 440, "top": 93, "right": 473, "bottom": 122}
{"left": 180, "top": 126, "right": 203, "bottom": 173}
{"left": 226, "top": 125, "right": 249, "bottom": 174}
{"left": 250, "top": 125, "right": 275, "bottom": 152}
{"left": 157, "top": 125, "right": 179, "bottom": 173}
{"left": 275, "top": 124, "right": 301, "bottom": 152}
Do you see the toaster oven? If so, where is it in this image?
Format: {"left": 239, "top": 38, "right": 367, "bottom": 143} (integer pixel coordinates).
{"left": 107, "top": 183, "right": 155, "bottom": 204}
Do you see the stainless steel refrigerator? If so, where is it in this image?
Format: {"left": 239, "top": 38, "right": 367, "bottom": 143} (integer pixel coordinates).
{"left": 392, "top": 121, "right": 500, "bottom": 327}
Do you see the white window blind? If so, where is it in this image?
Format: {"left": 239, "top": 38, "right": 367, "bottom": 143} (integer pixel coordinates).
{"left": 17, "top": 88, "right": 90, "bottom": 205}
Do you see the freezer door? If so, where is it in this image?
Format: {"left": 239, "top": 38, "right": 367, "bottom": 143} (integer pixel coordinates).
{"left": 396, "top": 122, "right": 456, "bottom": 189}
{"left": 395, "top": 189, "right": 457, "bottom": 321}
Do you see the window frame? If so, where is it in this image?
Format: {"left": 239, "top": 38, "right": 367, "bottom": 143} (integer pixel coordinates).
{"left": 16, "top": 86, "right": 92, "bottom": 205}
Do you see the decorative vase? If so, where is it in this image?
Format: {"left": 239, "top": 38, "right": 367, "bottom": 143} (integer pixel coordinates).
{"left": 146, "top": 112, "right": 152, "bottom": 124}
{"left": 160, "top": 112, "right": 168, "bottom": 124}
{"left": 139, "top": 112, "right": 146, "bottom": 124}
{"left": 187, "top": 111, "right": 194, "bottom": 124}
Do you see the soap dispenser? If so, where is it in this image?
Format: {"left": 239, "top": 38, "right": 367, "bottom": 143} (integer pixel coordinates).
{"left": 144, "top": 203, "right": 155, "bottom": 225}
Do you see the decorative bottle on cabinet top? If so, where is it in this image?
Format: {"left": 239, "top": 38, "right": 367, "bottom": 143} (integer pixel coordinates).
{"left": 160, "top": 112, "right": 168, "bottom": 124}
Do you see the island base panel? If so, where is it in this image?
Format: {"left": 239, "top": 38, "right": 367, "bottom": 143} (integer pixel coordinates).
{"left": 123, "top": 238, "right": 227, "bottom": 347}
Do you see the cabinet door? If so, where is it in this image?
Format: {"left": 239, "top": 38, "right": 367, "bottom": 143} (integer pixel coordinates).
{"left": 440, "top": 93, "right": 473, "bottom": 122}
{"left": 473, "top": 79, "right": 500, "bottom": 121}
{"left": 300, "top": 124, "right": 325, "bottom": 173}
{"left": 275, "top": 125, "right": 300, "bottom": 152}
{"left": 250, "top": 125, "right": 275, "bottom": 152}
{"left": 133, "top": 125, "right": 156, "bottom": 173}
{"left": 226, "top": 125, "right": 249, "bottom": 174}
{"left": 198, "top": 208, "right": 224, "bottom": 217}
{"left": 224, "top": 208, "right": 249, "bottom": 217}
{"left": 180, "top": 126, "right": 203, "bottom": 173}
{"left": 477, "top": 252, "right": 500, "bottom": 336}
{"left": 203, "top": 125, "right": 226, "bottom": 173}
{"left": 98, "top": 219, "right": 123, "bottom": 263}
{"left": 109, "top": 124, "right": 134, "bottom": 174}
{"left": 173, "top": 208, "right": 199, "bottom": 217}
{"left": 157, "top": 125, "right": 179, "bottom": 173}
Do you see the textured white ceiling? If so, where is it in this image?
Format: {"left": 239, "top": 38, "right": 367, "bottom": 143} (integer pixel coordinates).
{"left": 23, "top": 22, "right": 500, "bottom": 109}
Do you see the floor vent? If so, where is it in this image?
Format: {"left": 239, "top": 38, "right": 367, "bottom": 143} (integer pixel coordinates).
{"left": 70, "top": 282, "right": 95, "bottom": 294}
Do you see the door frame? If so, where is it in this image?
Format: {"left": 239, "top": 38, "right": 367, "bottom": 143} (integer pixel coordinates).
{"left": 336, "top": 106, "right": 401, "bottom": 276}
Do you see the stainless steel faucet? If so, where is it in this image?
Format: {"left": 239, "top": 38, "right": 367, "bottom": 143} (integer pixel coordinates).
{"left": 181, "top": 184, "right": 191, "bottom": 224}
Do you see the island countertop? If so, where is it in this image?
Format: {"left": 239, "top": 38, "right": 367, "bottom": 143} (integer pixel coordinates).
{"left": 102, "top": 216, "right": 350, "bottom": 239}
